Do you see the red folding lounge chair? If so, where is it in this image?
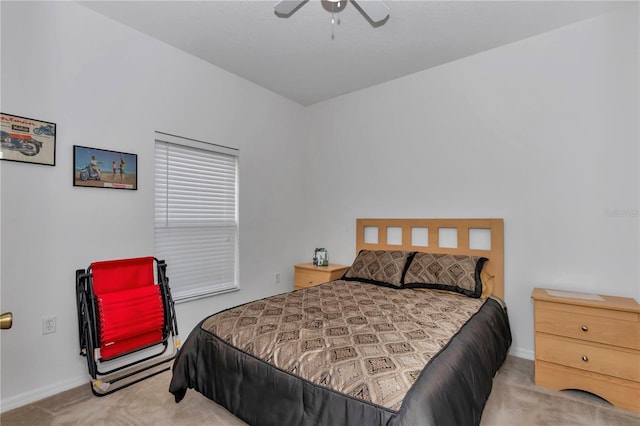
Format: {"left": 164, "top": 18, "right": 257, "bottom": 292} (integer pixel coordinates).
{"left": 76, "top": 257, "right": 179, "bottom": 396}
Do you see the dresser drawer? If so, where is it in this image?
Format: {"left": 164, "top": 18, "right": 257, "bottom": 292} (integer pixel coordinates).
{"left": 535, "top": 360, "right": 640, "bottom": 413}
{"left": 535, "top": 305, "right": 640, "bottom": 350}
{"left": 536, "top": 333, "right": 640, "bottom": 382}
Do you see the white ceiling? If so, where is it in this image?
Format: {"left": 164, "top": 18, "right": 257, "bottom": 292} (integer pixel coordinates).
{"left": 80, "top": 1, "right": 628, "bottom": 106}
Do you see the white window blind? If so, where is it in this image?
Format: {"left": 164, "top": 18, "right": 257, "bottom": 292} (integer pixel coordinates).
{"left": 154, "top": 132, "right": 238, "bottom": 302}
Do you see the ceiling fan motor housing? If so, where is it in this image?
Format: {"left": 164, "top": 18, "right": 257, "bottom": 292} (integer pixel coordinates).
{"left": 322, "top": 0, "right": 348, "bottom": 13}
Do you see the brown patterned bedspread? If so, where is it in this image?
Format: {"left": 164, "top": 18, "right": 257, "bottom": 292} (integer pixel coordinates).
{"left": 201, "top": 280, "right": 485, "bottom": 411}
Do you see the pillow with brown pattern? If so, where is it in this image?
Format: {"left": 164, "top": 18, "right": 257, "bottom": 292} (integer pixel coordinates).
{"left": 342, "top": 250, "right": 415, "bottom": 288}
{"left": 403, "top": 252, "right": 487, "bottom": 298}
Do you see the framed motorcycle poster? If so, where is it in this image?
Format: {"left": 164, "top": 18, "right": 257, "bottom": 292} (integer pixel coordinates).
{"left": 0, "top": 113, "right": 56, "bottom": 166}
{"left": 73, "top": 145, "right": 138, "bottom": 190}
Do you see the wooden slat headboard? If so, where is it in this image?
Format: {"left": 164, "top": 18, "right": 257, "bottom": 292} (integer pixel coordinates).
{"left": 356, "top": 218, "right": 504, "bottom": 299}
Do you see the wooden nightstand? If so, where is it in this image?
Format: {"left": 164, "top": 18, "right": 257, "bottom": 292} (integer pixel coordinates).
{"left": 531, "top": 288, "right": 640, "bottom": 413}
{"left": 294, "top": 263, "right": 350, "bottom": 290}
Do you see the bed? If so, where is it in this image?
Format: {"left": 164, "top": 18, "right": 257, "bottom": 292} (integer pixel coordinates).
{"left": 169, "top": 218, "right": 512, "bottom": 425}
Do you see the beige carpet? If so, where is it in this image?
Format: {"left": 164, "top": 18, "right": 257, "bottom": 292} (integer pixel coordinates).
{"left": 2, "top": 356, "right": 639, "bottom": 425}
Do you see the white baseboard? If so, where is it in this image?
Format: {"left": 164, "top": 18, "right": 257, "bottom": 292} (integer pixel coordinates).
{"left": 509, "top": 345, "right": 534, "bottom": 360}
{"left": 0, "top": 375, "right": 86, "bottom": 413}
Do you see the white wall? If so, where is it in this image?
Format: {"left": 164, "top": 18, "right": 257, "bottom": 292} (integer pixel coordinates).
{"left": 302, "top": 5, "right": 639, "bottom": 360}
{"left": 0, "top": 1, "right": 307, "bottom": 410}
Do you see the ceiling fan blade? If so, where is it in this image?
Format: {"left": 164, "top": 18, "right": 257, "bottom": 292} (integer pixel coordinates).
{"left": 274, "top": 0, "right": 307, "bottom": 17}
{"left": 351, "top": 0, "right": 389, "bottom": 24}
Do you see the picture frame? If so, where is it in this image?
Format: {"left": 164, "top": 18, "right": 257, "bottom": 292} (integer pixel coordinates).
{"left": 1, "top": 113, "right": 56, "bottom": 166}
{"left": 314, "top": 248, "right": 329, "bottom": 266}
{"left": 73, "top": 145, "right": 137, "bottom": 190}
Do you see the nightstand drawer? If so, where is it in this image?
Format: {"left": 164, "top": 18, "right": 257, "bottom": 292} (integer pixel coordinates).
{"left": 293, "top": 264, "right": 349, "bottom": 290}
{"left": 536, "top": 333, "right": 640, "bottom": 382}
{"left": 536, "top": 306, "right": 640, "bottom": 350}
{"left": 294, "top": 270, "right": 328, "bottom": 289}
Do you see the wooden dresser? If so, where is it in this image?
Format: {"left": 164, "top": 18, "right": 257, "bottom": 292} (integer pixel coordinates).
{"left": 531, "top": 288, "right": 640, "bottom": 412}
{"left": 294, "top": 263, "right": 349, "bottom": 290}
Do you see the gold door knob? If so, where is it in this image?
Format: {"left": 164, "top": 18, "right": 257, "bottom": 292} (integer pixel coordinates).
{"left": 0, "top": 312, "right": 13, "bottom": 330}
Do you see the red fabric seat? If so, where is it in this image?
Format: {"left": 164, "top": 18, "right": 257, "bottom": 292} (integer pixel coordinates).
{"left": 90, "top": 257, "right": 165, "bottom": 360}
{"left": 91, "top": 257, "right": 155, "bottom": 293}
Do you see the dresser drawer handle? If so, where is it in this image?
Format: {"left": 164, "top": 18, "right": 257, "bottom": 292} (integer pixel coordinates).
{"left": 581, "top": 355, "right": 589, "bottom": 362}
{"left": 581, "top": 325, "right": 589, "bottom": 332}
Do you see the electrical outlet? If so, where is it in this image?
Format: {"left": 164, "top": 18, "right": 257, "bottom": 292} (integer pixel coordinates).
{"left": 42, "top": 316, "right": 56, "bottom": 335}
{"left": 275, "top": 273, "right": 281, "bottom": 284}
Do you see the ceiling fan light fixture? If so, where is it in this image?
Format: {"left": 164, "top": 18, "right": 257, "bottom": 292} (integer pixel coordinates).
{"left": 274, "top": 0, "right": 389, "bottom": 38}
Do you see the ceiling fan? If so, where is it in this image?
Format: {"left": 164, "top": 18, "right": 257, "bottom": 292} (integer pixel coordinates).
{"left": 274, "top": 0, "right": 389, "bottom": 27}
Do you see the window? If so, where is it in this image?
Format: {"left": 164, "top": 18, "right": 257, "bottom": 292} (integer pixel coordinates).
{"left": 154, "top": 132, "right": 238, "bottom": 302}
